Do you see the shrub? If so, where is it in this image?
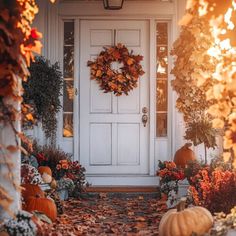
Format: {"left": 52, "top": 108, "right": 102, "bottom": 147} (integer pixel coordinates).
{"left": 33, "top": 143, "right": 72, "bottom": 177}
{"left": 189, "top": 167, "right": 236, "bottom": 214}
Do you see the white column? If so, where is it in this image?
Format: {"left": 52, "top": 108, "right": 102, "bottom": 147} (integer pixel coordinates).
{"left": 0, "top": 98, "right": 21, "bottom": 220}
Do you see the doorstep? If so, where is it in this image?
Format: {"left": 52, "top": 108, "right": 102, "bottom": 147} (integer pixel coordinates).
{"left": 86, "top": 186, "right": 159, "bottom": 193}
{"left": 82, "top": 186, "right": 161, "bottom": 199}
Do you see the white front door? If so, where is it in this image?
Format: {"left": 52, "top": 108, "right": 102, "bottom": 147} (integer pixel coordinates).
{"left": 80, "top": 20, "right": 153, "bottom": 185}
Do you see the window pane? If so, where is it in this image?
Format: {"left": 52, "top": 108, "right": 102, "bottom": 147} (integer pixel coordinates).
{"left": 63, "top": 21, "right": 75, "bottom": 138}
{"left": 156, "top": 23, "right": 168, "bottom": 44}
{"left": 157, "top": 46, "right": 168, "bottom": 78}
{"left": 63, "top": 114, "right": 73, "bottom": 137}
{"left": 63, "top": 80, "right": 74, "bottom": 112}
{"left": 156, "top": 80, "right": 167, "bottom": 111}
{"left": 63, "top": 46, "right": 74, "bottom": 78}
{"left": 156, "top": 113, "right": 168, "bottom": 137}
{"left": 156, "top": 22, "right": 168, "bottom": 137}
{"left": 64, "top": 22, "right": 74, "bottom": 45}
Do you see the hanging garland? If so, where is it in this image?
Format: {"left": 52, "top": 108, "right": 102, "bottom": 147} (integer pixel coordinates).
{"left": 87, "top": 43, "right": 145, "bottom": 96}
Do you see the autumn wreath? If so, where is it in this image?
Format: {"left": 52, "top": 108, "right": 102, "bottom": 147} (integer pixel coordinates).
{"left": 87, "top": 43, "right": 145, "bottom": 96}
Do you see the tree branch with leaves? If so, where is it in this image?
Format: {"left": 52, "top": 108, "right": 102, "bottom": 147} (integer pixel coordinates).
{"left": 172, "top": 0, "right": 236, "bottom": 166}
{"left": 171, "top": 1, "right": 218, "bottom": 162}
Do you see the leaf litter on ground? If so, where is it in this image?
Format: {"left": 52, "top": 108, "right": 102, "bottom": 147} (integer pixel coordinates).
{"left": 46, "top": 195, "right": 167, "bottom": 235}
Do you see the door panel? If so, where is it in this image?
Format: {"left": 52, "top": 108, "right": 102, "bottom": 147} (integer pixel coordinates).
{"left": 117, "top": 123, "right": 140, "bottom": 165}
{"left": 80, "top": 20, "right": 149, "bottom": 175}
{"left": 117, "top": 88, "right": 140, "bottom": 114}
{"left": 90, "top": 29, "right": 113, "bottom": 46}
{"left": 90, "top": 80, "right": 112, "bottom": 113}
{"left": 116, "top": 29, "right": 141, "bottom": 46}
{"left": 90, "top": 123, "right": 112, "bottom": 165}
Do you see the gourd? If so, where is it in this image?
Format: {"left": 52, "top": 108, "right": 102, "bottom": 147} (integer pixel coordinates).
{"left": 38, "top": 166, "right": 52, "bottom": 183}
{"left": 50, "top": 178, "right": 57, "bottom": 189}
{"left": 21, "top": 184, "right": 45, "bottom": 202}
{"left": 174, "top": 143, "right": 196, "bottom": 168}
{"left": 159, "top": 198, "right": 213, "bottom": 236}
{"left": 25, "top": 195, "right": 57, "bottom": 222}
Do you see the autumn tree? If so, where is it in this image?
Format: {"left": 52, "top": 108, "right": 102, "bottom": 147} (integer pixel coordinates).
{"left": 202, "top": 0, "right": 236, "bottom": 165}
{"left": 171, "top": 0, "right": 217, "bottom": 162}
{"left": 172, "top": 0, "right": 236, "bottom": 166}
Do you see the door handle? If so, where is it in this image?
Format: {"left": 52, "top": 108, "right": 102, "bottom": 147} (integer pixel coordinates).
{"left": 75, "top": 88, "right": 78, "bottom": 96}
{"left": 142, "top": 107, "right": 148, "bottom": 127}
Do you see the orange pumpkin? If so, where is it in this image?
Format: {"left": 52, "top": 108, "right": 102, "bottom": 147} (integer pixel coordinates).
{"left": 21, "top": 184, "right": 45, "bottom": 203}
{"left": 174, "top": 143, "right": 196, "bottom": 168}
{"left": 38, "top": 166, "right": 52, "bottom": 183}
{"left": 25, "top": 195, "right": 57, "bottom": 222}
{"left": 38, "top": 166, "right": 52, "bottom": 176}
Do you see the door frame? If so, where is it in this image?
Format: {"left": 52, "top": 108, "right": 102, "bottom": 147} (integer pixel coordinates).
{"left": 57, "top": 15, "right": 176, "bottom": 177}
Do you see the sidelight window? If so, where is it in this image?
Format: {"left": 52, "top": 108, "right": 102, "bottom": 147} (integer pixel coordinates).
{"left": 156, "top": 22, "right": 168, "bottom": 137}
{"left": 63, "top": 21, "right": 75, "bottom": 138}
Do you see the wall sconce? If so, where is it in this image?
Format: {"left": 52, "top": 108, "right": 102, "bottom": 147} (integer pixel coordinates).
{"left": 103, "top": 0, "right": 124, "bottom": 10}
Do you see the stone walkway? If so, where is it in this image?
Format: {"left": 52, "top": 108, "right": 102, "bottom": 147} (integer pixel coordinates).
{"left": 48, "top": 193, "right": 167, "bottom": 236}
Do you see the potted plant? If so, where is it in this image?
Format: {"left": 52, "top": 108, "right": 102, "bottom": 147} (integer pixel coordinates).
{"left": 157, "top": 161, "right": 185, "bottom": 207}
{"left": 56, "top": 178, "right": 75, "bottom": 201}
{"left": 21, "top": 164, "right": 43, "bottom": 185}
{"left": 55, "top": 160, "right": 87, "bottom": 199}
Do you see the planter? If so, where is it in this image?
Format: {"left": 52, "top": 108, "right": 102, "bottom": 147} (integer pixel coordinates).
{"left": 160, "top": 179, "right": 189, "bottom": 208}
{"left": 160, "top": 180, "right": 179, "bottom": 208}
{"left": 57, "top": 189, "right": 69, "bottom": 201}
{"left": 177, "top": 179, "right": 189, "bottom": 198}
{"left": 39, "top": 183, "right": 51, "bottom": 191}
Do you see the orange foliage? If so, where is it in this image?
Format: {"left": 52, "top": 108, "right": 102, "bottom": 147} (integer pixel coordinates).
{"left": 174, "top": 0, "right": 236, "bottom": 166}
{"left": 189, "top": 167, "right": 236, "bottom": 213}
{"left": 0, "top": 0, "right": 53, "bottom": 214}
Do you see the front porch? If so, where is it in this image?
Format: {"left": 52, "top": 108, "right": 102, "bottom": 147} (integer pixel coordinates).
{"left": 1, "top": 0, "right": 236, "bottom": 235}
{"left": 30, "top": 0, "right": 189, "bottom": 186}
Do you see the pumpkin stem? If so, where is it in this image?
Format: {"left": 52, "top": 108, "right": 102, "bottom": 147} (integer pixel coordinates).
{"left": 184, "top": 143, "right": 192, "bottom": 148}
{"left": 177, "top": 197, "right": 187, "bottom": 212}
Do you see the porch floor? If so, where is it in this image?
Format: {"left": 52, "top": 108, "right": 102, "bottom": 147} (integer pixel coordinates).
{"left": 48, "top": 192, "right": 167, "bottom": 235}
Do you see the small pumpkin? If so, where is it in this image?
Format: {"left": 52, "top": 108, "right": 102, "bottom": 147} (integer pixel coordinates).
{"left": 25, "top": 195, "right": 57, "bottom": 222}
{"left": 159, "top": 198, "right": 213, "bottom": 236}
{"left": 38, "top": 166, "right": 52, "bottom": 183}
{"left": 174, "top": 143, "right": 196, "bottom": 168}
{"left": 21, "top": 184, "right": 45, "bottom": 203}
